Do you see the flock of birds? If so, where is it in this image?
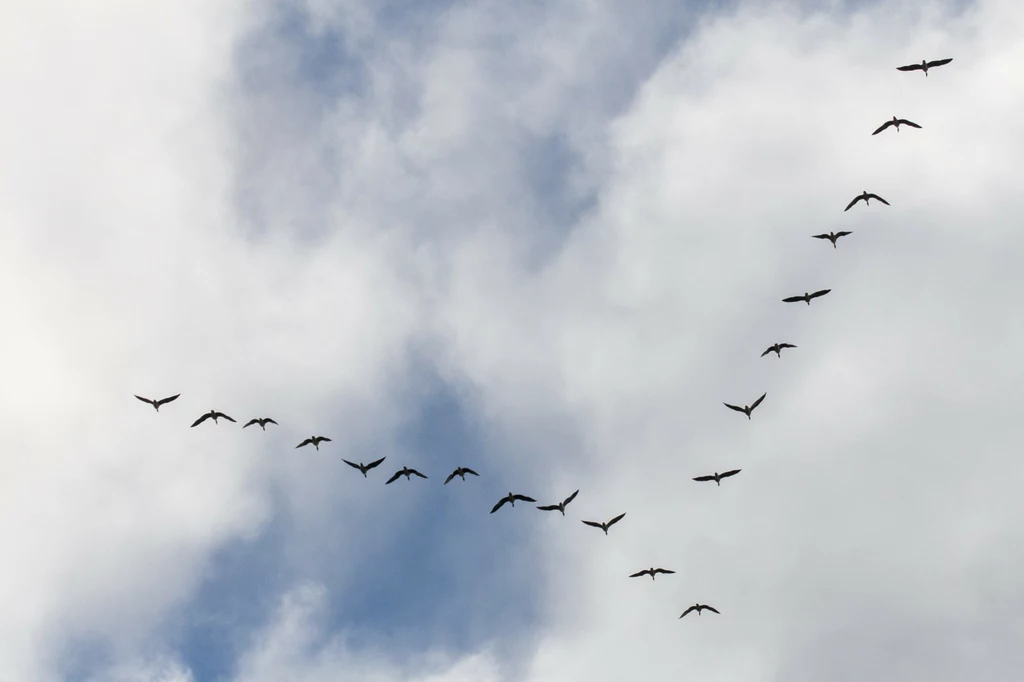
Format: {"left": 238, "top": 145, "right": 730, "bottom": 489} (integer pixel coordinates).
{"left": 134, "top": 55, "right": 952, "bottom": 624}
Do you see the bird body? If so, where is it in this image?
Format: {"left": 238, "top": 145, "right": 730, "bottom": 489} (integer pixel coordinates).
{"left": 296, "top": 436, "right": 331, "bottom": 451}
{"left": 385, "top": 466, "right": 428, "bottom": 484}
{"left": 582, "top": 513, "right": 626, "bottom": 535}
{"left": 343, "top": 457, "right": 386, "bottom": 478}
{"left": 761, "top": 342, "right": 796, "bottom": 358}
{"left": 491, "top": 492, "right": 537, "bottom": 513}
{"left": 191, "top": 410, "right": 236, "bottom": 427}
{"left": 630, "top": 567, "right": 675, "bottom": 581}
{"left": 812, "top": 231, "right": 852, "bottom": 248}
{"left": 896, "top": 57, "right": 952, "bottom": 76}
{"left": 242, "top": 417, "right": 278, "bottom": 431}
{"left": 844, "top": 190, "right": 890, "bottom": 211}
{"left": 679, "top": 603, "right": 720, "bottom": 618}
{"left": 872, "top": 116, "right": 922, "bottom": 135}
{"left": 782, "top": 289, "right": 831, "bottom": 305}
{"left": 444, "top": 467, "right": 480, "bottom": 484}
{"left": 537, "top": 489, "right": 579, "bottom": 516}
{"left": 135, "top": 394, "right": 180, "bottom": 412}
{"left": 723, "top": 393, "right": 766, "bottom": 420}
{"left": 693, "top": 469, "right": 742, "bottom": 486}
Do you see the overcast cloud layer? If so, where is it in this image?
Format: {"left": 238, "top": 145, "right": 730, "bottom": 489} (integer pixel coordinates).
{"left": 3, "top": 0, "right": 1024, "bottom": 680}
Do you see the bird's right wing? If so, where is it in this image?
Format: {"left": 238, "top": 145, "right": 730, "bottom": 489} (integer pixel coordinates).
{"left": 781, "top": 296, "right": 804, "bottom": 303}
{"left": 705, "top": 606, "right": 721, "bottom": 614}
{"left": 135, "top": 395, "right": 156, "bottom": 406}
{"left": 723, "top": 403, "right": 744, "bottom": 413}
{"left": 654, "top": 569, "right": 676, "bottom": 575}
{"left": 871, "top": 120, "right": 892, "bottom": 135}
{"left": 412, "top": 469, "right": 428, "bottom": 479}
{"left": 843, "top": 196, "right": 861, "bottom": 211}
{"left": 156, "top": 394, "right": 180, "bottom": 406}
{"left": 629, "top": 570, "right": 649, "bottom": 578}
{"left": 899, "top": 120, "right": 922, "bottom": 129}
{"left": 927, "top": 58, "right": 952, "bottom": 68}
{"left": 810, "top": 289, "right": 831, "bottom": 298}
{"left": 366, "top": 457, "right": 386, "bottom": 469}
{"left": 693, "top": 475, "right": 715, "bottom": 482}
{"left": 581, "top": 520, "right": 602, "bottom": 529}
{"left": 811, "top": 234, "right": 830, "bottom": 240}
{"left": 536, "top": 504, "right": 560, "bottom": 511}
{"left": 607, "top": 513, "right": 626, "bottom": 527}
{"left": 296, "top": 439, "right": 312, "bottom": 449}
{"left": 835, "top": 231, "right": 852, "bottom": 238}
{"left": 385, "top": 471, "right": 402, "bottom": 485}
{"left": 760, "top": 347, "right": 773, "bottom": 357}
{"left": 444, "top": 470, "right": 457, "bottom": 484}
{"left": 342, "top": 459, "right": 362, "bottom": 471}
{"left": 190, "top": 414, "right": 210, "bottom": 427}
{"left": 463, "top": 468, "right": 479, "bottom": 476}
{"left": 490, "top": 499, "right": 508, "bottom": 514}
{"left": 563, "top": 489, "right": 579, "bottom": 505}
{"left": 679, "top": 606, "right": 697, "bottom": 618}
{"left": 242, "top": 419, "right": 259, "bottom": 429}
{"left": 751, "top": 392, "right": 766, "bottom": 410}
{"left": 896, "top": 63, "right": 924, "bottom": 71}
{"left": 721, "top": 469, "right": 742, "bottom": 478}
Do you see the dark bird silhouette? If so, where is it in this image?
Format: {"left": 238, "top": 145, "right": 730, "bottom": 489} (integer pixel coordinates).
{"left": 761, "top": 342, "right": 797, "bottom": 358}
{"left": 782, "top": 289, "right": 831, "bottom": 305}
{"left": 812, "top": 231, "right": 852, "bottom": 248}
{"left": 242, "top": 417, "right": 278, "bottom": 431}
{"left": 630, "top": 567, "right": 676, "bottom": 581}
{"left": 385, "top": 466, "right": 428, "bottom": 484}
{"left": 844, "top": 190, "right": 889, "bottom": 211}
{"left": 444, "top": 466, "right": 480, "bottom": 484}
{"left": 582, "top": 513, "right": 626, "bottom": 535}
{"left": 190, "top": 410, "right": 236, "bottom": 427}
{"left": 872, "top": 116, "right": 922, "bottom": 135}
{"left": 693, "top": 469, "right": 742, "bottom": 486}
{"left": 134, "top": 394, "right": 180, "bottom": 412}
{"left": 490, "top": 492, "right": 537, "bottom": 513}
{"left": 296, "top": 436, "right": 331, "bottom": 451}
{"left": 723, "top": 393, "right": 766, "bottom": 420}
{"left": 342, "top": 457, "right": 386, "bottom": 478}
{"left": 896, "top": 57, "right": 952, "bottom": 76}
{"left": 537, "top": 489, "right": 580, "bottom": 516}
{"left": 680, "top": 603, "right": 720, "bottom": 618}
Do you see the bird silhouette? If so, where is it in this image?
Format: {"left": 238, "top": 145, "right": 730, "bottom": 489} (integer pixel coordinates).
{"left": 896, "top": 57, "right": 952, "bottom": 76}
{"left": 761, "top": 342, "right": 797, "bottom": 358}
{"left": 581, "top": 513, "right": 626, "bottom": 535}
{"left": 679, "top": 603, "right": 720, "bottom": 618}
{"left": 342, "top": 457, "right": 386, "bottom": 478}
{"left": 537, "top": 489, "right": 580, "bottom": 516}
{"left": 812, "top": 231, "right": 852, "bottom": 248}
{"left": 692, "top": 469, "right": 741, "bottom": 486}
{"left": 444, "top": 467, "right": 480, "bottom": 484}
{"left": 723, "top": 393, "right": 766, "bottom": 420}
{"left": 296, "top": 436, "right": 331, "bottom": 451}
{"left": 844, "top": 191, "right": 889, "bottom": 211}
{"left": 490, "top": 492, "right": 537, "bottom": 513}
{"left": 385, "top": 466, "right": 428, "bottom": 484}
{"left": 190, "top": 410, "right": 235, "bottom": 427}
{"left": 629, "top": 567, "right": 675, "bottom": 581}
{"left": 134, "top": 394, "right": 180, "bottom": 412}
{"left": 782, "top": 289, "right": 831, "bottom": 305}
{"left": 872, "top": 116, "right": 922, "bottom": 135}
{"left": 242, "top": 417, "right": 278, "bottom": 431}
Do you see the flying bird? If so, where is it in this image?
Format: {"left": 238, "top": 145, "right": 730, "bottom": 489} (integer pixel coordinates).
{"left": 537, "top": 489, "right": 580, "bottom": 516}
{"left": 812, "top": 231, "right": 852, "bottom": 248}
{"left": 782, "top": 289, "right": 831, "bottom": 305}
{"left": 296, "top": 436, "right": 331, "bottom": 451}
{"left": 723, "top": 393, "right": 766, "bottom": 420}
{"left": 385, "top": 466, "right": 428, "bottom": 484}
{"left": 342, "top": 457, "right": 386, "bottom": 478}
{"left": 190, "top": 410, "right": 236, "bottom": 427}
{"left": 872, "top": 116, "right": 922, "bottom": 135}
{"left": 134, "top": 394, "right": 180, "bottom": 412}
{"left": 629, "top": 567, "right": 676, "bottom": 581}
{"left": 679, "top": 603, "right": 720, "bottom": 618}
{"left": 844, "top": 191, "right": 889, "bottom": 211}
{"left": 242, "top": 417, "right": 278, "bottom": 431}
{"left": 693, "top": 469, "right": 742, "bottom": 486}
{"left": 582, "top": 513, "right": 626, "bottom": 535}
{"left": 896, "top": 57, "right": 952, "bottom": 76}
{"left": 444, "top": 466, "right": 480, "bottom": 484}
{"left": 490, "top": 492, "right": 537, "bottom": 513}
{"left": 761, "top": 342, "right": 797, "bottom": 358}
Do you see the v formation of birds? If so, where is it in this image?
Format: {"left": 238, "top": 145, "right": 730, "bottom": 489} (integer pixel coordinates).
{"left": 133, "top": 56, "right": 951, "bottom": 625}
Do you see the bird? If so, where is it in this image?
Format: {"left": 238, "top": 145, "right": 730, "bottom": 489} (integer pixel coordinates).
{"left": 761, "top": 342, "right": 796, "bottom": 358}
{"left": 582, "top": 513, "right": 626, "bottom": 535}
{"left": 692, "top": 469, "right": 742, "bottom": 486}
{"left": 537, "top": 489, "right": 579, "bottom": 516}
{"left": 342, "top": 457, "right": 386, "bottom": 478}
{"left": 812, "top": 231, "right": 852, "bottom": 248}
{"left": 444, "top": 466, "right": 480, "bottom": 484}
{"left": 296, "top": 436, "right": 331, "bottom": 451}
{"left": 242, "top": 417, "right": 278, "bottom": 431}
{"left": 490, "top": 492, "right": 537, "bottom": 513}
{"left": 134, "top": 394, "right": 180, "bottom": 412}
{"left": 896, "top": 57, "right": 952, "bottom": 76}
{"left": 872, "top": 116, "right": 922, "bottom": 135}
{"left": 679, "top": 603, "right": 720, "bottom": 618}
{"left": 723, "top": 393, "right": 766, "bottom": 420}
{"left": 385, "top": 466, "right": 428, "bottom": 484}
{"left": 782, "top": 289, "right": 831, "bottom": 305}
{"left": 629, "top": 567, "right": 676, "bottom": 581}
{"left": 190, "top": 410, "right": 236, "bottom": 427}
{"left": 844, "top": 190, "right": 889, "bottom": 211}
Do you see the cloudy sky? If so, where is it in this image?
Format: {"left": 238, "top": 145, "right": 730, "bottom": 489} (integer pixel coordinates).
{"left": 3, "top": 0, "right": 1024, "bottom": 680}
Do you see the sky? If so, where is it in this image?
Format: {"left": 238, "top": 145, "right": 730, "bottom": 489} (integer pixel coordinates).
{"left": 2, "top": 0, "right": 1024, "bottom": 680}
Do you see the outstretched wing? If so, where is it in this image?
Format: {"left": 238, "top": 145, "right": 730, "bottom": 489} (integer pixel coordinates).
{"left": 844, "top": 195, "right": 863, "bottom": 211}
{"left": 704, "top": 605, "right": 721, "bottom": 614}
{"left": 809, "top": 289, "right": 831, "bottom": 299}
{"left": 779, "top": 343, "right": 797, "bottom": 349}
{"left": 191, "top": 413, "right": 211, "bottom": 428}
{"left": 513, "top": 494, "right": 536, "bottom": 503}
{"left": 606, "top": 513, "right": 626, "bottom": 527}
{"left": 693, "top": 475, "right": 716, "bottom": 482}
{"left": 897, "top": 119, "right": 922, "bottom": 129}
{"left": 926, "top": 58, "right": 952, "bottom": 68}
{"left": 410, "top": 469, "right": 428, "bottom": 479}
{"left": 490, "top": 498, "right": 509, "bottom": 514}
{"left": 866, "top": 193, "right": 889, "bottom": 205}
{"left": 563, "top": 489, "right": 579, "bottom": 505}
{"left": 629, "top": 570, "right": 651, "bottom": 578}
{"left": 444, "top": 470, "right": 458, "bottom": 484}
{"left": 679, "top": 606, "right": 697, "bottom": 618}
{"left": 537, "top": 504, "right": 561, "bottom": 511}
{"left": 318, "top": 436, "right": 333, "bottom": 443}
{"left": 723, "top": 403, "right": 745, "bottom": 413}
{"left": 296, "top": 438, "right": 312, "bottom": 449}
{"left": 834, "top": 231, "right": 852, "bottom": 238}
{"left": 135, "top": 395, "right": 156, "bottom": 407}
{"left": 896, "top": 63, "right": 924, "bottom": 71}
{"left": 872, "top": 120, "right": 894, "bottom": 135}
{"left": 385, "top": 470, "right": 402, "bottom": 485}
{"left": 342, "top": 459, "right": 363, "bottom": 471}
{"left": 366, "top": 457, "right": 386, "bottom": 470}
{"left": 751, "top": 392, "right": 767, "bottom": 410}
{"left": 782, "top": 295, "right": 804, "bottom": 303}
{"left": 653, "top": 568, "right": 676, "bottom": 575}
{"left": 720, "top": 469, "right": 742, "bottom": 478}
{"left": 463, "top": 467, "right": 479, "bottom": 477}
{"left": 243, "top": 419, "right": 260, "bottom": 428}
{"left": 215, "top": 412, "right": 236, "bottom": 422}
{"left": 760, "top": 346, "right": 774, "bottom": 357}
{"left": 581, "top": 520, "right": 603, "bottom": 529}
{"left": 811, "top": 233, "right": 831, "bottom": 240}
{"left": 156, "top": 394, "right": 180, "bottom": 406}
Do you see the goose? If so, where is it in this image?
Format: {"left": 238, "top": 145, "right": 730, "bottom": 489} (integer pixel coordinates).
{"left": 134, "top": 394, "right": 181, "bottom": 412}
{"left": 190, "top": 410, "right": 236, "bottom": 427}
{"left": 896, "top": 57, "right": 952, "bottom": 76}
{"left": 490, "top": 492, "right": 537, "bottom": 513}
{"left": 872, "top": 116, "right": 922, "bottom": 135}
{"left": 242, "top": 417, "right": 278, "bottom": 431}
{"left": 342, "top": 457, "right": 386, "bottom": 478}
{"left": 761, "top": 342, "right": 797, "bottom": 358}
{"left": 844, "top": 191, "right": 889, "bottom": 211}
{"left": 692, "top": 469, "right": 741, "bottom": 486}
{"left": 444, "top": 466, "right": 480, "bottom": 484}
{"left": 679, "top": 603, "right": 720, "bottom": 618}
{"left": 581, "top": 513, "right": 626, "bottom": 535}
{"left": 782, "top": 289, "right": 831, "bottom": 305}
{"left": 385, "top": 466, "right": 428, "bottom": 484}
{"left": 723, "top": 393, "right": 766, "bottom": 420}
{"left": 537, "top": 489, "right": 579, "bottom": 516}
{"left": 812, "top": 231, "right": 852, "bottom": 248}
{"left": 296, "top": 436, "right": 331, "bottom": 451}
{"left": 629, "top": 567, "right": 675, "bottom": 581}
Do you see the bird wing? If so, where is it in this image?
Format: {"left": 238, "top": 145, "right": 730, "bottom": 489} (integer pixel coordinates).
{"left": 782, "top": 295, "right": 804, "bottom": 303}
{"left": 779, "top": 343, "right": 797, "bottom": 349}
{"left": 190, "top": 413, "right": 211, "bottom": 427}
{"left": 513, "top": 494, "right": 536, "bottom": 502}
{"left": 654, "top": 569, "right": 676, "bottom": 575}
{"left": 265, "top": 418, "right": 278, "bottom": 426}
{"left": 296, "top": 438, "right": 312, "bottom": 449}
{"left": 751, "top": 392, "right": 766, "bottom": 410}
{"left": 564, "top": 489, "right": 579, "bottom": 505}
{"left": 835, "top": 231, "right": 852, "bottom": 237}
{"left": 490, "top": 498, "right": 509, "bottom": 514}
{"left": 720, "top": 469, "right": 742, "bottom": 478}
{"left": 723, "top": 403, "right": 745, "bottom": 413}
{"left": 810, "top": 289, "right": 831, "bottom": 298}
{"left": 898, "top": 119, "right": 922, "bottom": 129}
{"left": 760, "top": 346, "right": 773, "bottom": 357}
{"left": 156, "top": 394, "right": 180, "bottom": 406}
{"left": 135, "top": 395, "right": 156, "bottom": 406}
{"left": 866, "top": 193, "right": 889, "bottom": 205}
{"left": 411, "top": 469, "right": 427, "bottom": 479}
{"left": 463, "top": 468, "right": 479, "bottom": 477}
{"left": 679, "top": 606, "right": 697, "bottom": 618}
{"left": 704, "top": 605, "right": 721, "bottom": 614}
{"left": 444, "top": 470, "right": 458, "bottom": 484}
{"left": 242, "top": 419, "right": 259, "bottom": 429}
{"left": 537, "top": 504, "right": 560, "bottom": 511}
{"left": 607, "top": 513, "right": 626, "bottom": 527}
{"left": 342, "top": 459, "right": 362, "bottom": 471}
{"left": 872, "top": 120, "right": 893, "bottom": 135}
{"left": 385, "top": 471, "right": 402, "bottom": 484}
{"left": 581, "top": 520, "right": 602, "bottom": 529}
{"left": 693, "top": 475, "right": 716, "bottom": 482}
{"left": 629, "top": 570, "right": 651, "bottom": 578}
{"left": 215, "top": 413, "right": 236, "bottom": 422}
{"left": 896, "top": 63, "right": 924, "bottom": 71}
{"left": 844, "top": 195, "right": 864, "bottom": 211}
{"left": 811, "top": 234, "right": 831, "bottom": 240}
{"left": 366, "top": 457, "right": 386, "bottom": 469}
{"left": 318, "top": 436, "right": 332, "bottom": 443}
{"left": 927, "top": 58, "right": 952, "bottom": 68}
